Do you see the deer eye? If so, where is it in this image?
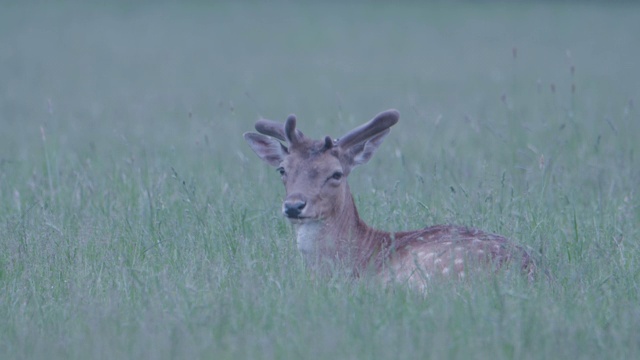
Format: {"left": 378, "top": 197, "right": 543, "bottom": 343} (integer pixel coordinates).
{"left": 277, "top": 167, "right": 286, "bottom": 176}
{"left": 330, "top": 171, "right": 343, "bottom": 181}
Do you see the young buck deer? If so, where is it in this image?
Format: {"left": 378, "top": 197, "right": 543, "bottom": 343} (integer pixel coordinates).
{"left": 244, "top": 109, "right": 534, "bottom": 289}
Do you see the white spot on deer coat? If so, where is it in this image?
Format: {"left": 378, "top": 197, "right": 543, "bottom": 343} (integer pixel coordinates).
{"left": 418, "top": 252, "right": 436, "bottom": 261}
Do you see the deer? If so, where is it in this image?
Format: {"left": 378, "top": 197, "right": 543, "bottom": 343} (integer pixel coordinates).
{"left": 243, "top": 109, "right": 535, "bottom": 290}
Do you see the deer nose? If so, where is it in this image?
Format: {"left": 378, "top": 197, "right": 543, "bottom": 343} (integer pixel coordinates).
{"left": 283, "top": 198, "right": 307, "bottom": 218}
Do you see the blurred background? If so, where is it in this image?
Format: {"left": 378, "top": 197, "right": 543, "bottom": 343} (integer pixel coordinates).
{"left": 2, "top": 2, "right": 638, "bottom": 155}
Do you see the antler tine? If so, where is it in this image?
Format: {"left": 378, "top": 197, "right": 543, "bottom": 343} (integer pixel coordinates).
{"left": 323, "top": 136, "right": 334, "bottom": 150}
{"left": 284, "top": 114, "right": 297, "bottom": 144}
{"left": 255, "top": 119, "right": 287, "bottom": 142}
{"left": 255, "top": 116, "right": 305, "bottom": 144}
{"left": 337, "top": 109, "right": 400, "bottom": 148}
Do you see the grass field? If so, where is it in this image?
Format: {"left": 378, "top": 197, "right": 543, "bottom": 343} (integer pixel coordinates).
{"left": 1, "top": 2, "right": 639, "bottom": 359}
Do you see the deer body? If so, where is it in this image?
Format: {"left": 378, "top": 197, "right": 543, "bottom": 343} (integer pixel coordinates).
{"left": 244, "top": 110, "right": 533, "bottom": 289}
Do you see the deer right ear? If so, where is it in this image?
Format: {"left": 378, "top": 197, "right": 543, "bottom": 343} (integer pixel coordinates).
{"left": 243, "top": 132, "right": 288, "bottom": 167}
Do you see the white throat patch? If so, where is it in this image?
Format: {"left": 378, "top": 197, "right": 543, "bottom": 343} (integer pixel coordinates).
{"left": 295, "top": 221, "right": 323, "bottom": 255}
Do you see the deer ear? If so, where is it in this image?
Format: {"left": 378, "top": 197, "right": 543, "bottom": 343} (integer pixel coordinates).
{"left": 348, "top": 128, "right": 390, "bottom": 167}
{"left": 243, "top": 132, "right": 288, "bottom": 167}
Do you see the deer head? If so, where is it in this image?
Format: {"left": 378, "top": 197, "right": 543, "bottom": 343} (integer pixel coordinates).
{"left": 243, "top": 109, "right": 399, "bottom": 223}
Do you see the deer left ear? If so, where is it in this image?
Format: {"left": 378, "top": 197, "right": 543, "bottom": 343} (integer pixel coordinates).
{"left": 243, "top": 132, "right": 288, "bottom": 167}
{"left": 348, "top": 128, "right": 390, "bottom": 167}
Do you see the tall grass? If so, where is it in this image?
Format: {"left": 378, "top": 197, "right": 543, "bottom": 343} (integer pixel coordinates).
{"left": 1, "top": 2, "right": 639, "bottom": 359}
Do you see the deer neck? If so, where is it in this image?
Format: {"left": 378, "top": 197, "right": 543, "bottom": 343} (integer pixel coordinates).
{"left": 294, "top": 186, "right": 390, "bottom": 273}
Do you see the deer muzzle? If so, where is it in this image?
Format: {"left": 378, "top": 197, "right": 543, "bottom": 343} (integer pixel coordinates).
{"left": 283, "top": 195, "right": 307, "bottom": 218}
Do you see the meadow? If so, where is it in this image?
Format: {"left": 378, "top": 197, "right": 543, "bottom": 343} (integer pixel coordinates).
{"left": 1, "top": 2, "right": 639, "bottom": 359}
